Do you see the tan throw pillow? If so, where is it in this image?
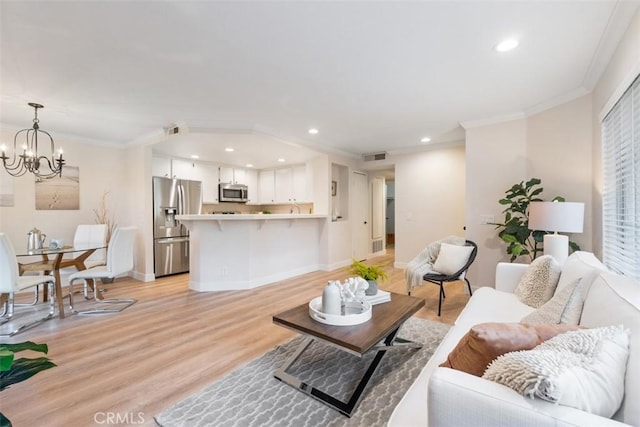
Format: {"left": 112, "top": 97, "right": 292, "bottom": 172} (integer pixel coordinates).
{"left": 514, "top": 255, "right": 561, "bottom": 308}
{"left": 432, "top": 242, "right": 473, "bottom": 276}
{"left": 439, "top": 322, "right": 579, "bottom": 376}
{"left": 559, "top": 276, "right": 591, "bottom": 324}
{"left": 520, "top": 279, "right": 584, "bottom": 325}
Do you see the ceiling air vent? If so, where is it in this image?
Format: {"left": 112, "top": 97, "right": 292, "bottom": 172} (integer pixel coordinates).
{"left": 164, "top": 122, "right": 188, "bottom": 137}
{"left": 363, "top": 152, "right": 387, "bottom": 161}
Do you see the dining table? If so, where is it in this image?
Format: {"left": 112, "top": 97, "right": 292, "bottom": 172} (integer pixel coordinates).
{"left": 16, "top": 243, "right": 107, "bottom": 319}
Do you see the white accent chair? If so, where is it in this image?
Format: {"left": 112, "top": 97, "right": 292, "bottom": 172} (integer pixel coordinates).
{"left": 67, "top": 227, "right": 137, "bottom": 315}
{"left": 0, "top": 233, "right": 56, "bottom": 336}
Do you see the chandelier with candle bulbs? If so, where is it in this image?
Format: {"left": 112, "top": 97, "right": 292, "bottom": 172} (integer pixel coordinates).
{"left": 1, "top": 102, "right": 65, "bottom": 178}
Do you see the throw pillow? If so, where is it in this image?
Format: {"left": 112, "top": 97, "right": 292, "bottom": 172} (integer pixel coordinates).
{"left": 432, "top": 242, "right": 473, "bottom": 276}
{"left": 427, "top": 235, "right": 467, "bottom": 263}
{"left": 520, "top": 277, "right": 589, "bottom": 325}
{"left": 559, "top": 274, "right": 592, "bottom": 324}
{"left": 556, "top": 251, "right": 607, "bottom": 293}
{"left": 483, "top": 325, "right": 630, "bottom": 418}
{"left": 514, "top": 255, "right": 561, "bottom": 308}
{"left": 439, "top": 322, "right": 579, "bottom": 376}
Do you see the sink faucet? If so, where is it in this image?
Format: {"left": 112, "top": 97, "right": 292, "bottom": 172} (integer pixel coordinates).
{"left": 290, "top": 204, "right": 301, "bottom": 214}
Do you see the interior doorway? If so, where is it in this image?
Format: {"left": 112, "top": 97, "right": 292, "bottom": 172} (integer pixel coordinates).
{"left": 386, "top": 181, "right": 395, "bottom": 247}
{"left": 352, "top": 171, "right": 369, "bottom": 260}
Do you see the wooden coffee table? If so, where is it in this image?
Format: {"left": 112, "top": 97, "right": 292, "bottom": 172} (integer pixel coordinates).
{"left": 272, "top": 292, "right": 425, "bottom": 417}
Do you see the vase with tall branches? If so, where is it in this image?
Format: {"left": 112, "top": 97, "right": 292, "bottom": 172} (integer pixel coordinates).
{"left": 94, "top": 190, "right": 117, "bottom": 243}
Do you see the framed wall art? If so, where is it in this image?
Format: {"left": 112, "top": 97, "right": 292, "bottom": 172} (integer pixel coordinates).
{"left": 35, "top": 165, "right": 80, "bottom": 210}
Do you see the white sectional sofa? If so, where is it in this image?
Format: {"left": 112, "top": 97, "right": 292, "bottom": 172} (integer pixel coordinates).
{"left": 388, "top": 252, "right": 640, "bottom": 427}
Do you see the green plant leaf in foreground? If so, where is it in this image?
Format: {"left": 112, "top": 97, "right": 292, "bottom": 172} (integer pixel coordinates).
{"left": 0, "top": 342, "right": 48, "bottom": 354}
{"left": 0, "top": 357, "right": 56, "bottom": 392}
{"left": 0, "top": 412, "right": 11, "bottom": 427}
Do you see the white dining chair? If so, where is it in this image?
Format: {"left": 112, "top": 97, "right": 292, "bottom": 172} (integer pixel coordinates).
{"left": 59, "top": 224, "right": 108, "bottom": 298}
{"left": 67, "top": 226, "right": 137, "bottom": 315}
{"left": 70, "top": 224, "right": 108, "bottom": 268}
{"left": 0, "top": 233, "right": 56, "bottom": 336}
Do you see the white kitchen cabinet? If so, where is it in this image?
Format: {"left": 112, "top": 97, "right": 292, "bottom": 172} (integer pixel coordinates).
{"left": 219, "top": 167, "right": 247, "bottom": 185}
{"left": 244, "top": 169, "right": 259, "bottom": 204}
{"left": 219, "top": 167, "right": 233, "bottom": 183}
{"left": 259, "top": 170, "right": 275, "bottom": 204}
{"left": 275, "top": 168, "right": 293, "bottom": 203}
{"left": 171, "top": 159, "right": 199, "bottom": 180}
{"left": 200, "top": 163, "right": 219, "bottom": 204}
{"left": 233, "top": 168, "right": 246, "bottom": 185}
{"left": 171, "top": 159, "right": 219, "bottom": 204}
{"left": 292, "top": 165, "right": 308, "bottom": 202}
{"left": 152, "top": 156, "right": 172, "bottom": 178}
{"left": 274, "top": 165, "right": 308, "bottom": 203}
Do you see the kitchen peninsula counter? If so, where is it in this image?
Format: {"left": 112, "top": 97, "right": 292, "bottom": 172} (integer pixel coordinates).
{"left": 177, "top": 213, "right": 328, "bottom": 291}
{"left": 178, "top": 213, "right": 328, "bottom": 221}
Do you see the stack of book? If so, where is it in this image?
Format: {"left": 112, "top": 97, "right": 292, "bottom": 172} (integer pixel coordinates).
{"left": 363, "top": 289, "right": 391, "bottom": 305}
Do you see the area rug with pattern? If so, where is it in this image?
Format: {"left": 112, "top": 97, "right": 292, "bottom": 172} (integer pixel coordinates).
{"left": 155, "top": 317, "right": 450, "bottom": 427}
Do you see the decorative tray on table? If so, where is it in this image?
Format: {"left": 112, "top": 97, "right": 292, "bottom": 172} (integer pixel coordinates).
{"left": 308, "top": 297, "right": 372, "bottom": 326}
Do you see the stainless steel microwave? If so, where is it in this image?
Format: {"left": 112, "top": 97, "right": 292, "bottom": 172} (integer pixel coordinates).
{"left": 219, "top": 183, "right": 248, "bottom": 203}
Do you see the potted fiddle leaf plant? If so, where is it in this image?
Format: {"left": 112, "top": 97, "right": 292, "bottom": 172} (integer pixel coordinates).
{"left": 347, "top": 259, "right": 389, "bottom": 295}
{"left": 491, "top": 178, "right": 580, "bottom": 262}
{"left": 0, "top": 341, "right": 56, "bottom": 427}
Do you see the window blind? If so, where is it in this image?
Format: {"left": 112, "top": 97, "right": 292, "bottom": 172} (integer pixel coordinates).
{"left": 602, "top": 74, "right": 640, "bottom": 280}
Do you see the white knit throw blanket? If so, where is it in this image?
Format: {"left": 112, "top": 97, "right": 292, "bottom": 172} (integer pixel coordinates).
{"left": 404, "top": 235, "right": 466, "bottom": 293}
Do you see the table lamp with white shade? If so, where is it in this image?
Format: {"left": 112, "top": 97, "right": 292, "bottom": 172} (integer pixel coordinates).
{"left": 528, "top": 201, "right": 584, "bottom": 265}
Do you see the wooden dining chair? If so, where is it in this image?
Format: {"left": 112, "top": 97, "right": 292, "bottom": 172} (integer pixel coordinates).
{"left": 0, "top": 233, "right": 56, "bottom": 337}
{"left": 67, "top": 227, "right": 137, "bottom": 315}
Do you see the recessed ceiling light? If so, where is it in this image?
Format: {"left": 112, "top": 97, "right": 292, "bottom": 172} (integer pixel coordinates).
{"left": 190, "top": 154, "right": 199, "bottom": 159}
{"left": 308, "top": 128, "right": 319, "bottom": 135}
{"left": 225, "top": 147, "right": 234, "bottom": 152}
{"left": 277, "top": 158, "right": 286, "bottom": 163}
{"left": 245, "top": 163, "right": 254, "bottom": 168}
{"left": 495, "top": 38, "right": 519, "bottom": 52}
{"left": 420, "top": 137, "right": 431, "bottom": 143}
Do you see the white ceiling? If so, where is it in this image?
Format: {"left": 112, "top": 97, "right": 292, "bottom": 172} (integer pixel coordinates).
{"left": 0, "top": 1, "right": 637, "bottom": 168}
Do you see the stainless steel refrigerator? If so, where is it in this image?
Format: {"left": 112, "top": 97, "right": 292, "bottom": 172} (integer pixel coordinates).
{"left": 153, "top": 176, "right": 202, "bottom": 277}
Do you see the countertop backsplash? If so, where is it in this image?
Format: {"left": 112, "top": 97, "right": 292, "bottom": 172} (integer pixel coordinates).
{"left": 202, "top": 202, "right": 314, "bottom": 215}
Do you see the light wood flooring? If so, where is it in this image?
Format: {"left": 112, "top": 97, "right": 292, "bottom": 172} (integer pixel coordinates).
{"left": 1, "top": 249, "right": 471, "bottom": 427}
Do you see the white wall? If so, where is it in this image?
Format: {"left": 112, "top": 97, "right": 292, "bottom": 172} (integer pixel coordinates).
{"left": 123, "top": 144, "right": 155, "bottom": 281}
{"left": 592, "top": 8, "right": 640, "bottom": 258}
{"left": 0, "top": 130, "right": 157, "bottom": 281}
{"left": 322, "top": 153, "right": 361, "bottom": 270}
{"left": 394, "top": 145, "right": 466, "bottom": 268}
{"left": 0, "top": 131, "right": 130, "bottom": 260}
{"left": 526, "top": 94, "right": 593, "bottom": 252}
{"left": 466, "top": 94, "right": 606, "bottom": 287}
{"left": 465, "top": 119, "right": 527, "bottom": 286}
{"left": 466, "top": 9, "right": 639, "bottom": 286}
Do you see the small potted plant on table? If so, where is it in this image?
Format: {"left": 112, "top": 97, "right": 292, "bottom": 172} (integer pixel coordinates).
{"left": 347, "top": 259, "right": 388, "bottom": 296}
